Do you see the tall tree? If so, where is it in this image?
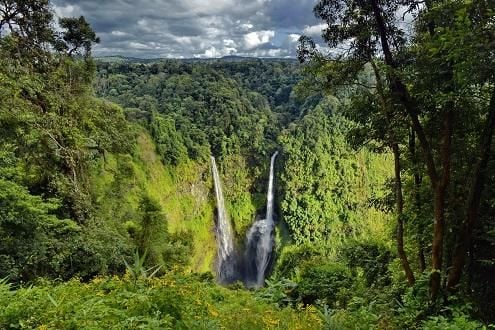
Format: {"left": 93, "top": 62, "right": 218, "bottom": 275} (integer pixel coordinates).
{"left": 299, "top": 0, "right": 495, "bottom": 300}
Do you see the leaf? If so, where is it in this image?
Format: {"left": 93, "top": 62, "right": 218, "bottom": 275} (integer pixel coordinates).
{"left": 47, "top": 294, "right": 58, "bottom": 307}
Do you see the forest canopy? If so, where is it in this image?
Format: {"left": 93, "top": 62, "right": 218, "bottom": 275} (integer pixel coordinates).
{"left": 0, "top": 0, "right": 494, "bottom": 328}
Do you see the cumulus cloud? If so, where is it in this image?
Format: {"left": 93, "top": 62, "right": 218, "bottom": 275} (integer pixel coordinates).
{"left": 303, "top": 23, "right": 327, "bottom": 36}
{"left": 243, "top": 30, "right": 275, "bottom": 49}
{"left": 288, "top": 34, "right": 301, "bottom": 43}
{"left": 52, "top": 0, "right": 322, "bottom": 58}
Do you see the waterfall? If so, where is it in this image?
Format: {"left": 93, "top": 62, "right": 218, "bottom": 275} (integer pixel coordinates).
{"left": 244, "top": 151, "right": 279, "bottom": 287}
{"left": 266, "top": 151, "right": 279, "bottom": 226}
{"left": 211, "top": 156, "right": 235, "bottom": 282}
{"left": 211, "top": 152, "right": 279, "bottom": 286}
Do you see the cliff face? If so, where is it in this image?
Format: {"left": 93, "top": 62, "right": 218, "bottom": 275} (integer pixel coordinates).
{"left": 88, "top": 131, "right": 213, "bottom": 272}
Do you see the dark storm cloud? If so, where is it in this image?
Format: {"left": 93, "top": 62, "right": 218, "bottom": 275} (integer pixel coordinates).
{"left": 266, "top": 0, "right": 319, "bottom": 29}
{"left": 52, "top": 0, "right": 326, "bottom": 58}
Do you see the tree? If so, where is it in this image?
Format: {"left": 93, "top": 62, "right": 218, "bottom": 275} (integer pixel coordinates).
{"left": 0, "top": 0, "right": 54, "bottom": 65}
{"left": 299, "top": 0, "right": 495, "bottom": 300}
{"left": 0, "top": 0, "right": 136, "bottom": 282}
{"left": 57, "top": 16, "right": 100, "bottom": 57}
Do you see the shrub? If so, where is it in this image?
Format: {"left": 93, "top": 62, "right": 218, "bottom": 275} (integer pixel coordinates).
{"left": 341, "top": 239, "right": 393, "bottom": 287}
{"left": 273, "top": 244, "right": 325, "bottom": 280}
{"left": 0, "top": 274, "right": 324, "bottom": 329}
{"left": 295, "top": 263, "right": 353, "bottom": 308}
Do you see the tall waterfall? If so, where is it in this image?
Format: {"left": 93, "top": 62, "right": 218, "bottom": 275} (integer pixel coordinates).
{"left": 211, "top": 156, "right": 235, "bottom": 282}
{"left": 266, "top": 151, "right": 279, "bottom": 226}
{"left": 244, "top": 151, "right": 279, "bottom": 287}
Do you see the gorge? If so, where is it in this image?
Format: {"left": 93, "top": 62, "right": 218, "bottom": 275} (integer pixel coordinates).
{"left": 2, "top": 0, "right": 494, "bottom": 324}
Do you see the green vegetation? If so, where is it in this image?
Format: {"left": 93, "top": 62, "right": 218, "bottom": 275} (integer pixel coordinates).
{"left": 296, "top": 0, "right": 495, "bottom": 326}
{"left": 0, "top": 0, "right": 494, "bottom": 328}
{"left": 279, "top": 107, "right": 393, "bottom": 246}
{"left": 0, "top": 275, "right": 322, "bottom": 329}
{"left": 88, "top": 131, "right": 215, "bottom": 273}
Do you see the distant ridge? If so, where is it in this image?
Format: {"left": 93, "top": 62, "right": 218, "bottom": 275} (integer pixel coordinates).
{"left": 95, "top": 55, "right": 297, "bottom": 63}
{"left": 218, "top": 55, "right": 296, "bottom": 62}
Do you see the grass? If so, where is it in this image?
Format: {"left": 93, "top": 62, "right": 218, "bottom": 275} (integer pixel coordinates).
{"left": 0, "top": 274, "right": 323, "bottom": 329}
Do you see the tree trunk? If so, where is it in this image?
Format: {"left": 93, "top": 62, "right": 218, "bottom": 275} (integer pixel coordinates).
{"left": 392, "top": 143, "right": 416, "bottom": 285}
{"left": 370, "top": 59, "right": 415, "bottom": 285}
{"left": 447, "top": 88, "right": 495, "bottom": 290}
{"left": 430, "top": 108, "right": 453, "bottom": 300}
{"left": 430, "top": 186, "right": 446, "bottom": 298}
{"left": 418, "top": 247, "right": 426, "bottom": 273}
{"left": 370, "top": 0, "right": 454, "bottom": 300}
{"left": 410, "top": 130, "right": 427, "bottom": 273}
{"left": 370, "top": 0, "right": 438, "bottom": 187}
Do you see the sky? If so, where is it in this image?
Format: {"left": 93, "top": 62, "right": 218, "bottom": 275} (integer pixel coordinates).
{"left": 51, "top": 0, "right": 326, "bottom": 59}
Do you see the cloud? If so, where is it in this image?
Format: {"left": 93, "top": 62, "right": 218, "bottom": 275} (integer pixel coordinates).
{"left": 303, "top": 23, "right": 327, "bottom": 36}
{"left": 243, "top": 30, "right": 275, "bottom": 49}
{"left": 239, "top": 23, "right": 254, "bottom": 31}
{"left": 110, "top": 31, "right": 128, "bottom": 37}
{"left": 288, "top": 34, "right": 301, "bottom": 43}
{"left": 51, "top": 0, "right": 322, "bottom": 58}
{"left": 53, "top": 3, "right": 81, "bottom": 17}
{"left": 266, "top": 0, "right": 319, "bottom": 29}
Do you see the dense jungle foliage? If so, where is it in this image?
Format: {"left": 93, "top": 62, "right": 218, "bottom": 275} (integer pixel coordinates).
{"left": 0, "top": 0, "right": 494, "bottom": 328}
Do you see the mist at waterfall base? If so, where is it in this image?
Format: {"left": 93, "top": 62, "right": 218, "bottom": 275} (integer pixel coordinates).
{"left": 211, "top": 152, "right": 279, "bottom": 288}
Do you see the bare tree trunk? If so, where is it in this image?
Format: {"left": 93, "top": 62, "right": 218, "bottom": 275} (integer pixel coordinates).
{"left": 447, "top": 88, "right": 495, "bottom": 290}
{"left": 370, "top": 60, "right": 415, "bottom": 285}
{"left": 410, "top": 130, "right": 427, "bottom": 273}
{"left": 430, "top": 109, "right": 453, "bottom": 300}
{"left": 392, "top": 143, "right": 416, "bottom": 285}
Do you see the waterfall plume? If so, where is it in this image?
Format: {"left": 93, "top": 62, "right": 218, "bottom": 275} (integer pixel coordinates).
{"left": 244, "top": 151, "right": 279, "bottom": 287}
{"left": 211, "top": 156, "right": 235, "bottom": 282}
